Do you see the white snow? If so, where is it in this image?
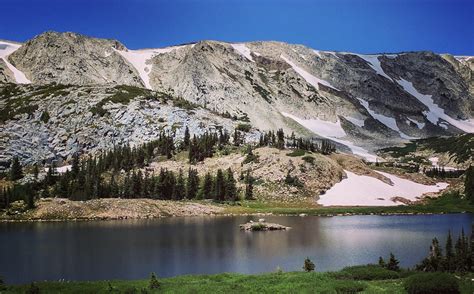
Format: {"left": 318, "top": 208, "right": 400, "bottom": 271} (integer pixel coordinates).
{"left": 345, "top": 116, "right": 365, "bottom": 127}
{"left": 397, "top": 78, "right": 474, "bottom": 133}
{"left": 44, "top": 165, "right": 72, "bottom": 174}
{"left": 429, "top": 157, "right": 459, "bottom": 171}
{"left": 253, "top": 51, "right": 261, "bottom": 56}
{"left": 0, "top": 41, "right": 31, "bottom": 84}
{"left": 356, "top": 54, "right": 393, "bottom": 81}
{"left": 318, "top": 170, "right": 448, "bottom": 206}
{"left": 114, "top": 45, "right": 185, "bottom": 89}
{"left": 357, "top": 98, "right": 416, "bottom": 139}
{"left": 280, "top": 55, "right": 339, "bottom": 91}
{"left": 406, "top": 117, "right": 425, "bottom": 129}
{"left": 231, "top": 43, "right": 254, "bottom": 62}
{"left": 281, "top": 112, "right": 377, "bottom": 162}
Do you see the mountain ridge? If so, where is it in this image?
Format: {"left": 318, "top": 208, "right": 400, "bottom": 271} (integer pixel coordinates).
{"left": 0, "top": 31, "right": 473, "bottom": 165}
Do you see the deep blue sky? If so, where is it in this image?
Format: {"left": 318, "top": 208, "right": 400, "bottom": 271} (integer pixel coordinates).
{"left": 1, "top": 0, "right": 473, "bottom": 55}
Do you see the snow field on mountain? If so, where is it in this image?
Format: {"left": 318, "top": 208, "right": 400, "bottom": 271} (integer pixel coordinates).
{"left": 318, "top": 170, "right": 448, "bottom": 206}
{"left": 0, "top": 41, "right": 31, "bottom": 84}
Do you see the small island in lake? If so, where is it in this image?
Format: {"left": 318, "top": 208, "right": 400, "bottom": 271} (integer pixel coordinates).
{"left": 240, "top": 219, "right": 291, "bottom": 231}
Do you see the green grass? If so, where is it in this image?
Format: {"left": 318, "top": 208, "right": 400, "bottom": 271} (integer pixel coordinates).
{"left": 227, "top": 191, "right": 473, "bottom": 215}
{"left": 6, "top": 271, "right": 474, "bottom": 293}
{"left": 286, "top": 149, "right": 306, "bottom": 157}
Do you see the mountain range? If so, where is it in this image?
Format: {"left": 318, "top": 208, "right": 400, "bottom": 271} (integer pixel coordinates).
{"left": 1, "top": 31, "right": 473, "bottom": 166}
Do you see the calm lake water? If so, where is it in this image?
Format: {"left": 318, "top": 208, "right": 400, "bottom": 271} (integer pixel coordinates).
{"left": 1, "top": 213, "right": 472, "bottom": 284}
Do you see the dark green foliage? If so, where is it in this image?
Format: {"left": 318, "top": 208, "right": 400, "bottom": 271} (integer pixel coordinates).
{"left": 302, "top": 156, "right": 315, "bottom": 165}
{"left": 378, "top": 257, "right": 386, "bottom": 268}
{"left": 9, "top": 156, "right": 23, "bottom": 181}
{"left": 286, "top": 149, "right": 306, "bottom": 157}
{"left": 26, "top": 282, "right": 40, "bottom": 294}
{"left": 0, "top": 275, "right": 5, "bottom": 290}
{"left": 90, "top": 85, "right": 154, "bottom": 116}
{"left": 225, "top": 168, "right": 237, "bottom": 201}
{"left": 182, "top": 126, "right": 190, "bottom": 150}
{"left": 186, "top": 168, "right": 199, "bottom": 199}
{"left": 199, "top": 172, "right": 213, "bottom": 199}
{"left": 174, "top": 169, "right": 186, "bottom": 200}
{"left": 172, "top": 97, "right": 199, "bottom": 110}
{"left": 244, "top": 170, "right": 254, "bottom": 200}
{"left": 465, "top": 165, "right": 474, "bottom": 204}
{"left": 334, "top": 281, "right": 366, "bottom": 294}
{"left": 149, "top": 272, "right": 160, "bottom": 290}
{"left": 321, "top": 139, "right": 336, "bottom": 155}
{"left": 40, "top": 111, "right": 50, "bottom": 123}
{"left": 284, "top": 172, "right": 303, "bottom": 188}
{"left": 386, "top": 252, "right": 400, "bottom": 271}
{"left": 303, "top": 257, "right": 315, "bottom": 272}
{"left": 276, "top": 129, "right": 285, "bottom": 149}
{"left": 416, "top": 229, "right": 473, "bottom": 273}
{"left": 214, "top": 169, "right": 226, "bottom": 201}
{"left": 243, "top": 146, "right": 259, "bottom": 164}
{"left": 236, "top": 123, "right": 251, "bottom": 132}
{"left": 189, "top": 132, "right": 221, "bottom": 163}
{"left": 380, "top": 134, "right": 474, "bottom": 163}
{"left": 424, "top": 167, "right": 464, "bottom": 178}
{"left": 333, "top": 265, "right": 400, "bottom": 280}
{"left": 404, "top": 272, "right": 460, "bottom": 294}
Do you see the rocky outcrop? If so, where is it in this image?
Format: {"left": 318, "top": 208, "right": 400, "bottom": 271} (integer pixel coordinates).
{"left": 8, "top": 31, "right": 144, "bottom": 86}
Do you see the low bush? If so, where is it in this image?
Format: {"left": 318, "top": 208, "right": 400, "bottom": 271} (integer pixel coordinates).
{"left": 286, "top": 149, "right": 306, "bottom": 157}
{"left": 333, "top": 264, "right": 400, "bottom": 281}
{"left": 334, "top": 280, "right": 366, "bottom": 293}
{"left": 302, "top": 155, "right": 315, "bottom": 164}
{"left": 236, "top": 123, "right": 252, "bottom": 132}
{"left": 404, "top": 272, "right": 460, "bottom": 294}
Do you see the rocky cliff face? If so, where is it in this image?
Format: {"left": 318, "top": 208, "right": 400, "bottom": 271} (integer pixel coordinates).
{"left": 0, "top": 31, "right": 473, "bottom": 164}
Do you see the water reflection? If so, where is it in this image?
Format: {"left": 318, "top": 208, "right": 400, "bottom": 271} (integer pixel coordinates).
{"left": 0, "top": 214, "right": 472, "bottom": 284}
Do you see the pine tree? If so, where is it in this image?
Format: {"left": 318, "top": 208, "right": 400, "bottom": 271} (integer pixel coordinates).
{"left": 214, "top": 169, "right": 226, "bottom": 201}
{"left": 465, "top": 165, "right": 474, "bottom": 203}
{"left": 445, "top": 231, "right": 455, "bottom": 272}
{"left": 225, "top": 168, "right": 237, "bottom": 201}
{"left": 303, "top": 257, "right": 315, "bottom": 272}
{"left": 149, "top": 272, "right": 160, "bottom": 290}
{"left": 276, "top": 128, "right": 285, "bottom": 149}
{"left": 199, "top": 172, "right": 213, "bottom": 199}
{"left": 386, "top": 252, "right": 400, "bottom": 271}
{"left": 378, "top": 256, "right": 386, "bottom": 268}
{"left": 183, "top": 126, "right": 190, "bottom": 150}
{"left": 174, "top": 169, "right": 186, "bottom": 200}
{"left": 32, "top": 164, "right": 39, "bottom": 180}
{"left": 244, "top": 170, "right": 254, "bottom": 200}
{"left": 9, "top": 156, "right": 23, "bottom": 181}
{"left": 186, "top": 168, "right": 199, "bottom": 199}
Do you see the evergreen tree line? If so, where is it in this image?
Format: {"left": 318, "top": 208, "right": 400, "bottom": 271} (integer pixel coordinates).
{"left": 259, "top": 130, "right": 336, "bottom": 154}
{"left": 464, "top": 165, "right": 474, "bottom": 204}
{"left": 423, "top": 166, "right": 465, "bottom": 179}
{"left": 415, "top": 228, "right": 473, "bottom": 273}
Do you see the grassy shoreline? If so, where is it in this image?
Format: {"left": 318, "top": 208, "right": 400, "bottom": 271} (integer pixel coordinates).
{"left": 4, "top": 270, "right": 474, "bottom": 293}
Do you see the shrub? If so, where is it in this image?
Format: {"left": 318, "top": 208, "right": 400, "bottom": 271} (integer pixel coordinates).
{"left": 404, "top": 272, "right": 460, "bottom": 294}
{"left": 0, "top": 275, "right": 5, "bottom": 290}
{"left": 303, "top": 257, "right": 315, "bottom": 272}
{"left": 26, "top": 282, "right": 40, "bottom": 294}
{"left": 286, "top": 149, "right": 306, "bottom": 157}
{"left": 334, "top": 280, "right": 366, "bottom": 293}
{"left": 149, "top": 272, "right": 160, "bottom": 289}
{"left": 236, "top": 123, "right": 252, "bottom": 132}
{"left": 284, "top": 173, "right": 303, "bottom": 187}
{"left": 333, "top": 264, "right": 400, "bottom": 280}
{"left": 40, "top": 110, "right": 50, "bottom": 123}
{"left": 302, "top": 155, "right": 315, "bottom": 165}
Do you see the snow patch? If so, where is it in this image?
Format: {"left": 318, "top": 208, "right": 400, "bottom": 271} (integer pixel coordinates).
{"left": 318, "top": 170, "right": 448, "bottom": 206}
{"left": 231, "top": 43, "right": 254, "bottom": 62}
{"left": 397, "top": 78, "right": 474, "bottom": 132}
{"left": 0, "top": 41, "right": 31, "bottom": 84}
{"left": 280, "top": 55, "right": 339, "bottom": 91}
{"left": 345, "top": 116, "right": 365, "bottom": 127}
{"left": 44, "top": 165, "right": 72, "bottom": 174}
{"left": 357, "top": 98, "right": 416, "bottom": 139}
{"left": 281, "top": 112, "right": 377, "bottom": 162}
{"left": 114, "top": 45, "right": 184, "bottom": 89}
{"left": 406, "top": 117, "right": 425, "bottom": 129}
{"left": 356, "top": 54, "right": 393, "bottom": 81}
